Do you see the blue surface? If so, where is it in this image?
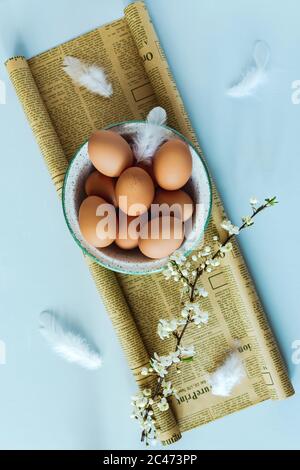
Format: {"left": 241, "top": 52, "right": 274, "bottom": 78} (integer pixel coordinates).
{"left": 0, "top": 0, "right": 299, "bottom": 450}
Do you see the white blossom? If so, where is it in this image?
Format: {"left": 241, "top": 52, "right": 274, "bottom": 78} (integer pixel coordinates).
{"left": 178, "top": 344, "right": 195, "bottom": 359}
{"left": 194, "top": 311, "right": 209, "bottom": 325}
{"left": 181, "top": 302, "right": 209, "bottom": 326}
{"left": 161, "top": 380, "right": 179, "bottom": 400}
{"left": 242, "top": 215, "right": 253, "bottom": 226}
{"left": 220, "top": 242, "right": 233, "bottom": 253}
{"left": 195, "top": 286, "right": 208, "bottom": 297}
{"left": 170, "top": 251, "right": 186, "bottom": 265}
{"left": 221, "top": 219, "right": 240, "bottom": 235}
{"left": 163, "top": 270, "right": 172, "bottom": 281}
{"left": 155, "top": 351, "right": 177, "bottom": 367}
{"left": 181, "top": 307, "right": 189, "bottom": 319}
{"left": 157, "top": 319, "right": 178, "bottom": 340}
{"left": 163, "top": 262, "right": 177, "bottom": 280}
{"left": 150, "top": 351, "right": 180, "bottom": 378}
{"left": 150, "top": 358, "right": 168, "bottom": 378}
{"left": 134, "top": 394, "right": 148, "bottom": 409}
{"left": 162, "top": 381, "right": 172, "bottom": 395}
{"left": 249, "top": 197, "right": 258, "bottom": 206}
{"left": 181, "top": 302, "right": 201, "bottom": 318}
{"left": 166, "top": 351, "right": 181, "bottom": 364}
{"left": 157, "top": 397, "right": 169, "bottom": 411}
{"left": 201, "top": 247, "right": 212, "bottom": 257}
{"left": 141, "top": 367, "right": 149, "bottom": 376}
{"left": 131, "top": 392, "right": 157, "bottom": 445}
{"left": 161, "top": 380, "right": 173, "bottom": 397}
{"left": 210, "top": 258, "right": 221, "bottom": 267}
{"left": 152, "top": 350, "right": 181, "bottom": 372}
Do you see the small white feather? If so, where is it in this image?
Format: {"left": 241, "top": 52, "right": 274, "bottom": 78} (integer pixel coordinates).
{"left": 208, "top": 351, "right": 246, "bottom": 397}
{"left": 147, "top": 106, "right": 167, "bottom": 126}
{"left": 63, "top": 56, "right": 112, "bottom": 98}
{"left": 227, "top": 40, "right": 270, "bottom": 97}
{"left": 39, "top": 311, "right": 102, "bottom": 370}
{"left": 131, "top": 107, "right": 171, "bottom": 163}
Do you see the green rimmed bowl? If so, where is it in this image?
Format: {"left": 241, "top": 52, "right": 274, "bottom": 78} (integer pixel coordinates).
{"left": 62, "top": 122, "right": 212, "bottom": 275}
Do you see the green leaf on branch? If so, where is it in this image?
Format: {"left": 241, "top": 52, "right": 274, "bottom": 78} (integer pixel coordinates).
{"left": 181, "top": 357, "right": 194, "bottom": 363}
{"left": 265, "top": 196, "right": 278, "bottom": 206}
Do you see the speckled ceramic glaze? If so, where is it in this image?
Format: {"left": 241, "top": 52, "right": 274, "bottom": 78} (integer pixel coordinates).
{"left": 62, "top": 123, "right": 212, "bottom": 275}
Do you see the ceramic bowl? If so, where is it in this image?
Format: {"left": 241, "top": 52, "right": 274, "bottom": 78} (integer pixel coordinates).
{"left": 62, "top": 122, "right": 212, "bottom": 275}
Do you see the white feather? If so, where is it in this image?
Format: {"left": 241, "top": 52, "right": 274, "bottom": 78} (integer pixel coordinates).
{"left": 131, "top": 107, "right": 171, "bottom": 163}
{"left": 39, "top": 311, "right": 102, "bottom": 370}
{"left": 208, "top": 351, "right": 246, "bottom": 397}
{"left": 227, "top": 40, "right": 270, "bottom": 97}
{"left": 146, "top": 106, "right": 167, "bottom": 126}
{"left": 63, "top": 56, "right": 113, "bottom": 98}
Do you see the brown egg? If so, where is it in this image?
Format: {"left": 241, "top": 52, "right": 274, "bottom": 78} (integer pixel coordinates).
{"left": 138, "top": 216, "right": 184, "bottom": 259}
{"left": 115, "top": 212, "right": 143, "bottom": 250}
{"left": 153, "top": 189, "right": 194, "bottom": 222}
{"left": 137, "top": 161, "right": 157, "bottom": 186}
{"left": 79, "top": 196, "right": 116, "bottom": 248}
{"left": 85, "top": 170, "right": 117, "bottom": 206}
{"left": 88, "top": 130, "right": 133, "bottom": 177}
{"left": 153, "top": 139, "right": 192, "bottom": 190}
{"left": 115, "top": 167, "right": 155, "bottom": 216}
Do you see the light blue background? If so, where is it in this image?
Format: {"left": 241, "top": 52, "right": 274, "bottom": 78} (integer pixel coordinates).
{"left": 0, "top": 0, "right": 299, "bottom": 450}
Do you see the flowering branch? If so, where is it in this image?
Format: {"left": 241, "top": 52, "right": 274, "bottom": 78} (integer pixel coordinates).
{"left": 181, "top": 196, "right": 278, "bottom": 301}
{"left": 131, "top": 197, "right": 277, "bottom": 445}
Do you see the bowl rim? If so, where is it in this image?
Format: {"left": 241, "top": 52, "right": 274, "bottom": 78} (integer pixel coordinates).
{"left": 62, "top": 120, "right": 213, "bottom": 275}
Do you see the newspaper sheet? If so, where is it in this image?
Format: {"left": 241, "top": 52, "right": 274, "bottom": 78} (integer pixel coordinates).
{"left": 5, "top": 1, "right": 294, "bottom": 446}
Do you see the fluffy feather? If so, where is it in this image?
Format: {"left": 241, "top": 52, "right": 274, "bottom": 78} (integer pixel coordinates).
{"left": 131, "top": 107, "right": 171, "bottom": 162}
{"left": 63, "top": 56, "right": 112, "bottom": 98}
{"left": 39, "top": 311, "right": 102, "bottom": 370}
{"left": 227, "top": 40, "right": 270, "bottom": 97}
{"left": 146, "top": 106, "right": 167, "bottom": 125}
{"left": 208, "top": 351, "right": 246, "bottom": 397}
